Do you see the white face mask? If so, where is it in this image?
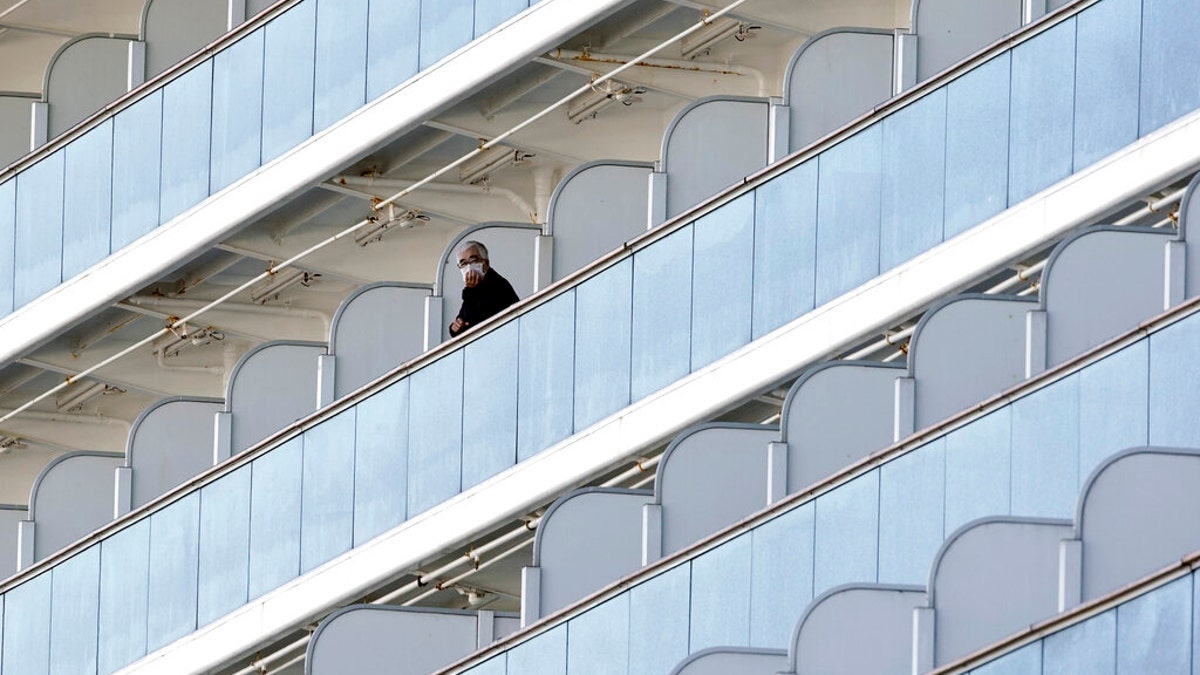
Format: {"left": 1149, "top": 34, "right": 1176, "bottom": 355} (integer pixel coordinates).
{"left": 460, "top": 262, "right": 485, "bottom": 280}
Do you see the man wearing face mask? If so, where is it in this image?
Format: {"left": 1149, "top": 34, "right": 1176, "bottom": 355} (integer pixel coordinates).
{"left": 449, "top": 240, "right": 520, "bottom": 337}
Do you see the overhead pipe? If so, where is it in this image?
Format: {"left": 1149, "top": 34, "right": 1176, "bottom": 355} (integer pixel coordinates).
{"left": 333, "top": 174, "right": 537, "bottom": 221}
{"left": 123, "top": 295, "right": 332, "bottom": 335}
{"left": 545, "top": 47, "right": 767, "bottom": 96}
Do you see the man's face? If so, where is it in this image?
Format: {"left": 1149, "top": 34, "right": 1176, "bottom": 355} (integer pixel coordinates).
{"left": 458, "top": 246, "right": 489, "bottom": 287}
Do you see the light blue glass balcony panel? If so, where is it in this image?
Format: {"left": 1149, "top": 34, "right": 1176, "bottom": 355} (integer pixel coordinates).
{"left": 313, "top": 0, "right": 368, "bottom": 133}
{"left": 879, "top": 438, "right": 945, "bottom": 585}
{"left": 1139, "top": 0, "right": 1200, "bottom": 137}
{"left": 507, "top": 624, "right": 566, "bottom": 675}
{"left": 262, "top": 1, "right": 315, "bottom": 164}
{"left": 565, "top": 595, "right": 630, "bottom": 675}
{"left": 48, "top": 545, "right": 99, "bottom": 675}
{"left": 471, "top": 657, "right": 506, "bottom": 675}
{"left": 13, "top": 149, "right": 63, "bottom": 308}
{"left": 813, "top": 470, "right": 879, "bottom": 594}
{"left": 749, "top": 501, "right": 814, "bottom": 648}
{"left": 689, "top": 535, "right": 752, "bottom": 652}
{"left": 1043, "top": 611, "right": 1116, "bottom": 675}
{"left": 463, "top": 322, "right": 518, "bottom": 488}
{"left": 160, "top": 61, "right": 213, "bottom": 223}
{"left": 751, "top": 159, "right": 817, "bottom": 339}
{"left": 1073, "top": 0, "right": 1141, "bottom": 171}
{"left": 476, "top": 0, "right": 526, "bottom": 37}
{"left": 1115, "top": 576, "right": 1191, "bottom": 673}
{"left": 814, "top": 123, "right": 881, "bottom": 305}
{"left": 62, "top": 121, "right": 112, "bottom": 279}
{"left": 944, "top": 54, "right": 1010, "bottom": 238}
{"left": 944, "top": 408, "right": 1011, "bottom": 534}
{"left": 420, "top": 0, "right": 473, "bottom": 69}
{"left": 407, "top": 351, "right": 463, "bottom": 515}
{"left": 301, "top": 408, "right": 356, "bottom": 572}
{"left": 628, "top": 564, "right": 690, "bottom": 674}
{"left": 1008, "top": 19, "right": 1076, "bottom": 205}
{"left": 517, "top": 291, "right": 575, "bottom": 461}
{"left": 111, "top": 92, "right": 162, "bottom": 250}
{"left": 146, "top": 492, "right": 200, "bottom": 652}
{"left": 210, "top": 28, "right": 264, "bottom": 193}
{"left": 352, "top": 380, "right": 409, "bottom": 546}
{"left": 198, "top": 465, "right": 251, "bottom": 627}
{"left": 1010, "top": 378, "right": 1079, "bottom": 518}
{"left": 3, "top": 572, "right": 50, "bottom": 674}
{"left": 573, "top": 259, "right": 632, "bottom": 430}
{"left": 1078, "top": 340, "right": 1148, "bottom": 483}
{"left": 366, "top": 0, "right": 419, "bottom": 101}
{"left": 248, "top": 437, "right": 302, "bottom": 599}
{"left": 1149, "top": 312, "right": 1200, "bottom": 447}
{"left": 0, "top": 179, "right": 13, "bottom": 314}
{"left": 98, "top": 519, "right": 149, "bottom": 674}
{"left": 631, "top": 225, "right": 693, "bottom": 401}
{"left": 970, "top": 642, "right": 1042, "bottom": 675}
{"left": 881, "top": 89, "right": 946, "bottom": 271}
{"left": 691, "top": 193, "right": 754, "bottom": 370}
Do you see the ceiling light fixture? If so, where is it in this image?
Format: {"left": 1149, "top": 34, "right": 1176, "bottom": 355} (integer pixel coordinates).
{"left": 679, "top": 17, "right": 757, "bottom": 60}
{"left": 566, "top": 78, "right": 646, "bottom": 124}
{"left": 250, "top": 268, "right": 320, "bottom": 304}
{"left": 355, "top": 205, "right": 431, "bottom": 247}
{"left": 55, "top": 381, "right": 125, "bottom": 412}
{"left": 458, "top": 146, "right": 534, "bottom": 185}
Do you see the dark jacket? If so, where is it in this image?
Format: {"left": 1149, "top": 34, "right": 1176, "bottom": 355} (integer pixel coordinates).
{"left": 449, "top": 268, "right": 519, "bottom": 336}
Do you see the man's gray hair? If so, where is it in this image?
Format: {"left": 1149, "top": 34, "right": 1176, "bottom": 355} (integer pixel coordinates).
{"left": 457, "top": 240, "right": 489, "bottom": 260}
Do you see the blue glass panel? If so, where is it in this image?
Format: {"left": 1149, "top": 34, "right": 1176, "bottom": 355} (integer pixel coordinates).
{"left": 752, "top": 159, "right": 817, "bottom": 338}
{"left": 475, "top": 0, "right": 525, "bottom": 36}
{"left": 248, "top": 437, "right": 302, "bottom": 598}
{"left": 146, "top": 492, "right": 200, "bottom": 651}
{"left": 881, "top": 89, "right": 946, "bottom": 271}
{"left": 160, "top": 61, "right": 213, "bottom": 222}
{"left": 507, "top": 624, "right": 566, "bottom": 674}
{"left": 48, "top": 545, "right": 100, "bottom": 674}
{"left": 314, "top": 0, "right": 368, "bottom": 132}
{"left": 211, "top": 28, "right": 264, "bottom": 192}
{"left": 1139, "top": 0, "right": 1200, "bottom": 136}
{"left": 1116, "top": 576, "right": 1191, "bottom": 674}
{"left": 879, "top": 438, "right": 945, "bottom": 585}
{"left": 566, "top": 594, "right": 630, "bottom": 675}
{"left": 1043, "top": 610, "right": 1116, "bottom": 675}
{"left": 628, "top": 565, "right": 690, "bottom": 674}
{"left": 467, "top": 656, "right": 507, "bottom": 675}
{"left": 1010, "top": 376, "right": 1079, "bottom": 519}
{"left": 631, "top": 225, "right": 693, "bottom": 401}
{"left": 1149, "top": 313, "right": 1200, "bottom": 447}
{"left": 13, "top": 149, "right": 63, "bottom": 307}
{"left": 970, "top": 641, "right": 1042, "bottom": 675}
{"left": 944, "top": 54, "right": 1010, "bottom": 238}
{"left": 749, "top": 502, "right": 814, "bottom": 648}
{"left": 0, "top": 179, "right": 13, "bottom": 314}
{"left": 944, "top": 408, "right": 1011, "bottom": 534}
{"left": 574, "top": 259, "right": 632, "bottom": 430}
{"left": 3, "top": 571, "right": 51, "bottom": 674}
{"left": 813, "top": 470, "right": 879, "bottom": 595}
{"left": 262, "top": 0, "right": 315, "bottom": 162}
{"left": 518, "top": 291, "right": 575, "bottom": 461}
{"left": 407, "top": 350, "right": 463, "bottom": 514}
{"left": 1073, "top": 0, "right": 1141, "bottom": 171}
{"left": 1008, "top": 19, "right": 1076, "bottom": 204}
{"left": 111, "top": 92, "right": 162, "bottom": 250}
{"left": 814, "top": 123, "right": 881, "bottom": 305}
{"left": 366, "top": 0, "right": 419, "bottom": 100}
{"left": 353, "top": 380, "right": 409, "bottom": 545}
{"left": 62, "top": 121, "right": 112, "bottom": 279}
{"left": 689, "top": 535, "right": 752, "bottom": 651}
{"left": 463, "top": 322, "right": 518, "bottom": 488}
{"left": 1078, "top": 341, "right": 1148, "bottom": 485}
{"left": 420, "top": 0, "right": 473, "bottom": 69}
{"left": 691, "top": 193, "right": 754, "bottom": 370}
{"left": 301, "top": 408, "right": 356, "bottom": 572}
{"left": 98, "top": 519, "right": 150, "bottom": 673}
{"left": 197, "top": 466, "right": 251, "bottom": 626}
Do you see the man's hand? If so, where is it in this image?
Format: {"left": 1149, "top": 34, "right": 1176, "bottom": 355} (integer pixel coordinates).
{"left": 463, "top": 268, "right": 483, "bottom": 288}
{"left": 450, "top": 317, "right": 468, "bottom": 333}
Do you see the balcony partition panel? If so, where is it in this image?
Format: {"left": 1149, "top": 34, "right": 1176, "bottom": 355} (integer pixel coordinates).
{"left": 6, "top": 0, "right": 1200, "bottom": 670}
{"left": 314, "top": 0, "right": 368, "bottom": 133}
{"left": 14, "top": 150, "right": 64, "bottom": 308}
{"left": 62, "top": 121, "right": 113, "bottom": 279}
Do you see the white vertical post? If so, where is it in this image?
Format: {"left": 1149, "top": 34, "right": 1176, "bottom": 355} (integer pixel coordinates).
{"left": 912, "top": 606, "right": 935, "bottom": 675}
{"left": 647, "top": 171, "right": 668, "bottom": 230}
{"left": 16, "top": 520, "right": 35, "bottom": 571}
{"left": 1058, "top": 538, "right": 1083, "bottom": 612}
{"left": 533, "top": 234, "right": 554, "bottom": 291}
{"left": 766, "top": 441, "right": 789, "bottom": 504}
{"left": 1025, "top": 309, "right": 1048, "bottom": 378}
{"left": 767, "top": 99, "right": 790, "bottom": 164}
{"left": 213, "top": 411, "right": 233, "bottom": 464}
{"left": 519, "top": 567, "right": 541, "bottom": 627}
{"left": 424, "top": 295, "right": 445, "bottom": 352}
{"left": 642, "top": 503, "right": 663, "bottom": 565}
{"left": 316, "top": 354, "right": 336, "bottom": 408}
{"left": 127, "top": 41, "right": 146, "bottom": 91}
{"left": 114, "top": 466, "right": 133, "bottom": 518}
{"left": 30, "top": 101, "right": 48, "bottom": 151}
{"left": 894, "top": 376, "right": 916, "bottom": 442}
{"left": 1165, "top": 240, "right": 1186, "bottom": 309}
{"left": 894, "top": 32, "right": 918, "bottom": 95}
{"left": 227, "top": 0, "right": 247, "bottom": 30}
